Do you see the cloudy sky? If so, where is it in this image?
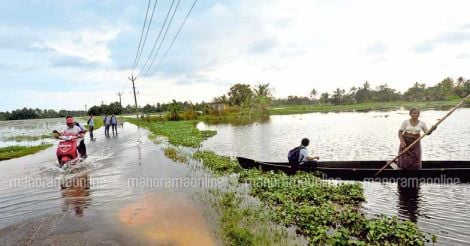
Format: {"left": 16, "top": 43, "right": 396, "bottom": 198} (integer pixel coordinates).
{"left": 1, "top": 0, "right": 470, "bottom": 111}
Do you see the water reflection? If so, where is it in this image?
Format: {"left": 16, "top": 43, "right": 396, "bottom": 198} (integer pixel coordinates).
{"left": 61, "top": 174, "right": 91, "bottom": 217}
{"left": 118, "top": 193, "right": 215, "bottom": 245}
{"left": 397, "top": 182, "right": 420, "bottom": 222}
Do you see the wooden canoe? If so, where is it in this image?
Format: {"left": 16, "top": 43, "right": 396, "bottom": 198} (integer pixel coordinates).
{"left": 237, "top": 157, "right": 470, "bottom": 182}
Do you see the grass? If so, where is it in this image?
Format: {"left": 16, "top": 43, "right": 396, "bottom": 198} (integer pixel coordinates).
{"left": 127, "top": 118, "right": 216, "bottom": 147}
{"left": 83, "top": 116, "right": 104, "bottom": 130}
{"left": 0, "top": 144, "right": 53, "bottom": 161}
{"left": 268, "top": 100, "right": 469, "bottom": 115}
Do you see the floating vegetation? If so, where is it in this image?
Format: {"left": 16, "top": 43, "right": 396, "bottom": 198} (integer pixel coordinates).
{"left": 193, "top": 151, "right": 242, "bottom": 175}
{"left": 164, "top": 147, "right": 189, "bottom": 163}
{"left": 200, "top": 189, "right": 303, "bottom": 246}
{"left": 128, "top": 118, "right": 217, "bottom": 148}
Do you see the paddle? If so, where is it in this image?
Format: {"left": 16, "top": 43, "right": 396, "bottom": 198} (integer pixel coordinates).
{"left": 375, "top": 94, "right": 470, "bottom": 176}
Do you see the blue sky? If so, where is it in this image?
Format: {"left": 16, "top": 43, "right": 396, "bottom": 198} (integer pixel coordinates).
{"left": 1, "top": 0, "right": 470, "bottom": 111}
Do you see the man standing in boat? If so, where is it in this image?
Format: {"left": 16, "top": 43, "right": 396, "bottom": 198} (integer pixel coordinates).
{"left": 397, "top": 108, "right": 436, "bottom": 169}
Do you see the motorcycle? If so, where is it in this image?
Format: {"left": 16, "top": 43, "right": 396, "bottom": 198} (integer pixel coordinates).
{"left": 54, "top": 131, "right": 84, "bottom": 169}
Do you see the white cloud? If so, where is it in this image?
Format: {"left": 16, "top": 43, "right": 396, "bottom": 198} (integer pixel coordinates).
{"left": 3, "top": 0, "right": 470, "bottom": 111}
{"left": 147, "top": 0, "right": 470, "bottom": 98}
{"left": 43, "top": 26, "right": 122, "bottom": 64}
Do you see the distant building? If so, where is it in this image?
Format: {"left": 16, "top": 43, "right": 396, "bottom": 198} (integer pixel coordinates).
{"left": 208, "top": 102, "right": 230, "bottom": 111}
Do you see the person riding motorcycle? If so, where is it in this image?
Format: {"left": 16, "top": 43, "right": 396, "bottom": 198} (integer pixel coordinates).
{"left": 55, "top": 116, "right": 87, "bottom": 158}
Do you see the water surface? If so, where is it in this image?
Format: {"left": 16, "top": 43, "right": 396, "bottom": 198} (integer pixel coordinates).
{"left": 0, "top": 121, "right": 219, "bottom": 245}
{"left": 198, "top": 109, "right": 470, "bottom": 245}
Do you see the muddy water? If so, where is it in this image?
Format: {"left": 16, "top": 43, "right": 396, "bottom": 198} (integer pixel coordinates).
{"left": 0, "top": 122, "right": 219, "bottom": 245}
{"left": 198, "top": 109, "right": 470, "bottom": 245}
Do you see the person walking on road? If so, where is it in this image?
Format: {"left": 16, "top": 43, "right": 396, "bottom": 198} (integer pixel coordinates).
{"left": 87, "top": 115, "right": 95, "bottom": 140}
{"left": 111, "top": 114, "right": 118, "bottom": 135}
{"left": 103, "top": 115, "right": 111, "bottom": 137}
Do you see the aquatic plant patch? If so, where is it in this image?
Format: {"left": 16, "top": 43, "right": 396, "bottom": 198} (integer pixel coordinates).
{"left": 127, "top": 119, "right": 216, "bottom": 148}
{"left": 163, "top": 147, "right": 189, "bottom": 163}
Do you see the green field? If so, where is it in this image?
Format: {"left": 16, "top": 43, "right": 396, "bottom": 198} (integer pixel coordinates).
{"left": 0, "top": 144, "right": 53, "bottom": 161}
{"left": 83, "top": 116, "right": 104, "bottom": 130}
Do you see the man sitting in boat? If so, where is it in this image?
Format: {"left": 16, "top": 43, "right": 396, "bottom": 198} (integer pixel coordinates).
{"left": 299, "top": 138, "right": 320, "bottom": 163}
{"left": 288, "top": 138, "right": 320, "bottom": 169}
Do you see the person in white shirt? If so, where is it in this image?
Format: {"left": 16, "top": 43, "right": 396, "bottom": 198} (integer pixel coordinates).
{"left": 298, "top": 138, "right": 320, "bottom": 166}
{"left": 62, "top": 116, "right": 87, "bottom": 158}
{"left": 397, "top": 108, "right": 436, "bottom": 169}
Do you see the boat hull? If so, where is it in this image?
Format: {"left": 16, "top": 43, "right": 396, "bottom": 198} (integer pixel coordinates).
{"left": 237, "top": 157, "right": 470, "bottom": 182}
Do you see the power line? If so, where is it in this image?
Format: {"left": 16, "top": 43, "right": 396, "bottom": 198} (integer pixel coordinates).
{"left": 148, "top": 0, "right": 198, "bottom": 77}
{"left": 138, "top": 0, "right": 177, "bottom": 76}
{"left": 132, "top": 0, "right": 152, "bottom": 71}
{"left": 143, "top": 0, "right": 182, "bottom": 77}
{"left": 134, "top": 0, "right": 159, "bottom": 70}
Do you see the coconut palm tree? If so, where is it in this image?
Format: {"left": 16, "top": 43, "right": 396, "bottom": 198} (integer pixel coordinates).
{"left": 309, "top": 89, "right": 317, "bottom": 99}
{"left": 332, "top": 88, "right": 346, "bottom": 105}
{"left": 457, "top": 77, "right": 465, "bottom": 87}
{"left": 254, "top": 83, "right": 273, "bottom": 112}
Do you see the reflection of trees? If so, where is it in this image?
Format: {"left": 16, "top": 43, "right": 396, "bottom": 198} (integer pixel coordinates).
{"left": 397, "top": 182, "right": 421, "bottom": 223}
{"left": 61, "top": 175, "right": 91, "bottom": 217}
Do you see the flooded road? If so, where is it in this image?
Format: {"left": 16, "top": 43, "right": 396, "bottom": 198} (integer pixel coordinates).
{"left": 0, "top": 122, "right": 218, "bottom": 245}
{"left": 198, "top": 109, "right": 470, "bottom": 245}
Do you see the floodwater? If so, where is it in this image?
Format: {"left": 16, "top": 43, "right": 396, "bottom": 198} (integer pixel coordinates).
{"left": 0, "top": 118, "right": 62, "bottom": 147}
{"left": 198, "top": 109, "right": 470, "bottom": 245}
{"left": 0, "top": 121, "right": 219, "bottom": 245}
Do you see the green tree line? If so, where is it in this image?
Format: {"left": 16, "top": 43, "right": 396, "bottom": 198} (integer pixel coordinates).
{"left": 275, "top": 76, "right": 470, "bottom": 105}
{"left": 2, "top": 76, "right": 469, "bottom": 121}
{"left": 0, "top": 108, "right": 85, "bottom": 121}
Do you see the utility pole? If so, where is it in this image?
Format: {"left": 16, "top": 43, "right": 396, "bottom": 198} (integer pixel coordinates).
{"left": 85, "top": 104, "right": 87, "bottom": 115}
{"left": 128, "top": 74, "right": 139, "bottom": 118}
{"left": 117, "top": 92, "right": 123, "bottom": 107}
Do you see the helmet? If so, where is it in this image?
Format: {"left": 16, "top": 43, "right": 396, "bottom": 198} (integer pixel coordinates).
{"left": 66, "top": 117, "right": 74, "bottom": 124}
